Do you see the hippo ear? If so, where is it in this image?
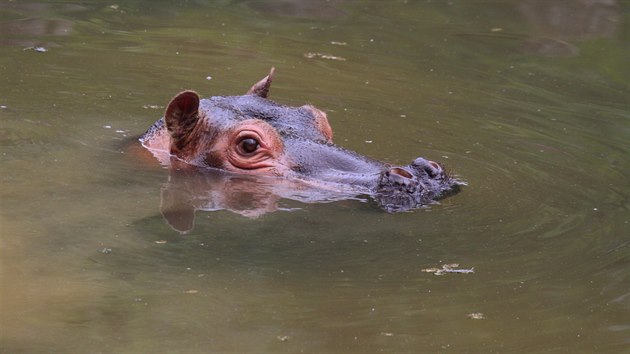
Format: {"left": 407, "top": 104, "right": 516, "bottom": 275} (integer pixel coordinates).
{"left": 164, "top": 91, "right": 200, "bottom": 151}
{"left": 246, "top": 67, "right": 275, "bottom": 98}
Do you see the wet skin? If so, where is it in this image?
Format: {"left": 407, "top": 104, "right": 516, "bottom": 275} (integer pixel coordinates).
{"left": 140, "top": 68, "right": 462, "bottom": 215}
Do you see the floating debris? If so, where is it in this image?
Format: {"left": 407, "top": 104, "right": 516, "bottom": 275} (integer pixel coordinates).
{"left": 277, "top": 335, "right": 290, "bottom": 342}
{"left": 490, "top": 28, "right": 503, "bottom": 32}
{"left": 183, "top": 289, "right": 199, "bottom": 294}
{"left": 142, "top": 104, "right": 163, "bottom": 110}
{"left": 24, "top": 46, "right": 48, "bottom": 53}
{"left": 0, "top": 105, "right": 7, "bottom": 109}
{"left": 331, "top": 41, "right": 348, "bottom": 46}
{"left": 467, "top": 312, "right": 486, "bottom": 320}
{"left": 101, "top": 248, "right": 112, "bottom": 254}
{"left": 304, "top": 52, "right": 346, "bottom": 61}
{"left": 380, "top": 332, "right": 394, "bottom": 337}
{"left": 422, "top": 263, "right": 474, "bottom": 276}
{"left": 154, "top": 240, "right": 167, "bottom": 244}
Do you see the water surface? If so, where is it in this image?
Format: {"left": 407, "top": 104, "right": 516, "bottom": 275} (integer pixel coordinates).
{"left": 1, "top": 1, "right": 629, "bottom": 352}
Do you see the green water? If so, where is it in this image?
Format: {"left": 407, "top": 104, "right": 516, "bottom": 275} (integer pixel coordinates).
{"left": 1, "top": 1, "right": 629, "bottom": 352}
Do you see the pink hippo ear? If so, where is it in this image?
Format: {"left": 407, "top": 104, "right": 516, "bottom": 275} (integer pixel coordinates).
{"left": 164, "top": 90, "right": 200, "bottom": 153}
{"left": 246, "top": 67, "right": 275, "bottom": 98}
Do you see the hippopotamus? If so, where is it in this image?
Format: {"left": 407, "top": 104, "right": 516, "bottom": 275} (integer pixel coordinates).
{"left": 140, "top": 68, "right": 462, "bottom": 222}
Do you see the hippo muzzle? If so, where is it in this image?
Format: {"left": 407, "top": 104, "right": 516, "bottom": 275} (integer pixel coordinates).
{"left": 375, "top": 158, "right": 462, "bottom": 212}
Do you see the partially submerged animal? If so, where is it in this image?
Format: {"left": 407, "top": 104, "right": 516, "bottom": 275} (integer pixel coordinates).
{"left": 140, "top": 68, "right": 462, "bottom": 218}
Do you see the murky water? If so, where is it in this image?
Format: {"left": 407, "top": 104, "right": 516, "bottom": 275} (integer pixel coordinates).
{"left": 1, "top": 1, "right": 629, "bottom": 352}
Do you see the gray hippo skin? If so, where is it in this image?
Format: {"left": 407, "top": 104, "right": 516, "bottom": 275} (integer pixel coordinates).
{"left": 140, "top": 68, "right": 462, "bottom": 220}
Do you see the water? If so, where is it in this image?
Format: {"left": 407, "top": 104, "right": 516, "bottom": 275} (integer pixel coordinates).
{"left": 1, "top": 1, "right": 629, "bottom": 352}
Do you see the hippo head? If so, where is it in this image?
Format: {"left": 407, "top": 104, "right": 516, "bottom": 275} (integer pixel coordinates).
{"left": 140, "top": 68, "right": 462, "bottom": 218}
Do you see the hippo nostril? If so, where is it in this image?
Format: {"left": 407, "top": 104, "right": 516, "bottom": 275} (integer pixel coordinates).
{"left": 380, "top": 167, "right": 417, "bottom": 193}
{"left": 412, "top": 158, "right": 442, "bottom": 178}
{"left": 412, "top": 157, "right": 429, "bottom": 168}
{"left": 390, "top": 167, "right": 413, "bottom": 179}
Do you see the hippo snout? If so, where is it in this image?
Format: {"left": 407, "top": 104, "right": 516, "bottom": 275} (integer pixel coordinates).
{"left": 412, "top": 157, "right": 444, "bottom": 179}
{"left": 379, "top": 167, "right": 418, "bottom": 194}
{"left": 375, "top": 157, "right": 460, "bottom": 212}
{"left": 379, "top": 158, "right": 444, "bottom": 189}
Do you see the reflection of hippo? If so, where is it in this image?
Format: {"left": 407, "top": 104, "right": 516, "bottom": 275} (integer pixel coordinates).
{"left": 141, "top": 68, "right": 462, "bottom": 225}
{"left": 159, "top": 165, "right": 371, "bottom": 233}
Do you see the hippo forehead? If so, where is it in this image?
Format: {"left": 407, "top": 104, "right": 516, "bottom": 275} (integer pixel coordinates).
{"left": 200, "top": 95, "right": 329, "bottom": 142}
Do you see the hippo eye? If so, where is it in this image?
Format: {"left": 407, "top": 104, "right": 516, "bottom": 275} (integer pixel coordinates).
{"left": 237, "top": 137, "right": 259, "bottom": 155}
